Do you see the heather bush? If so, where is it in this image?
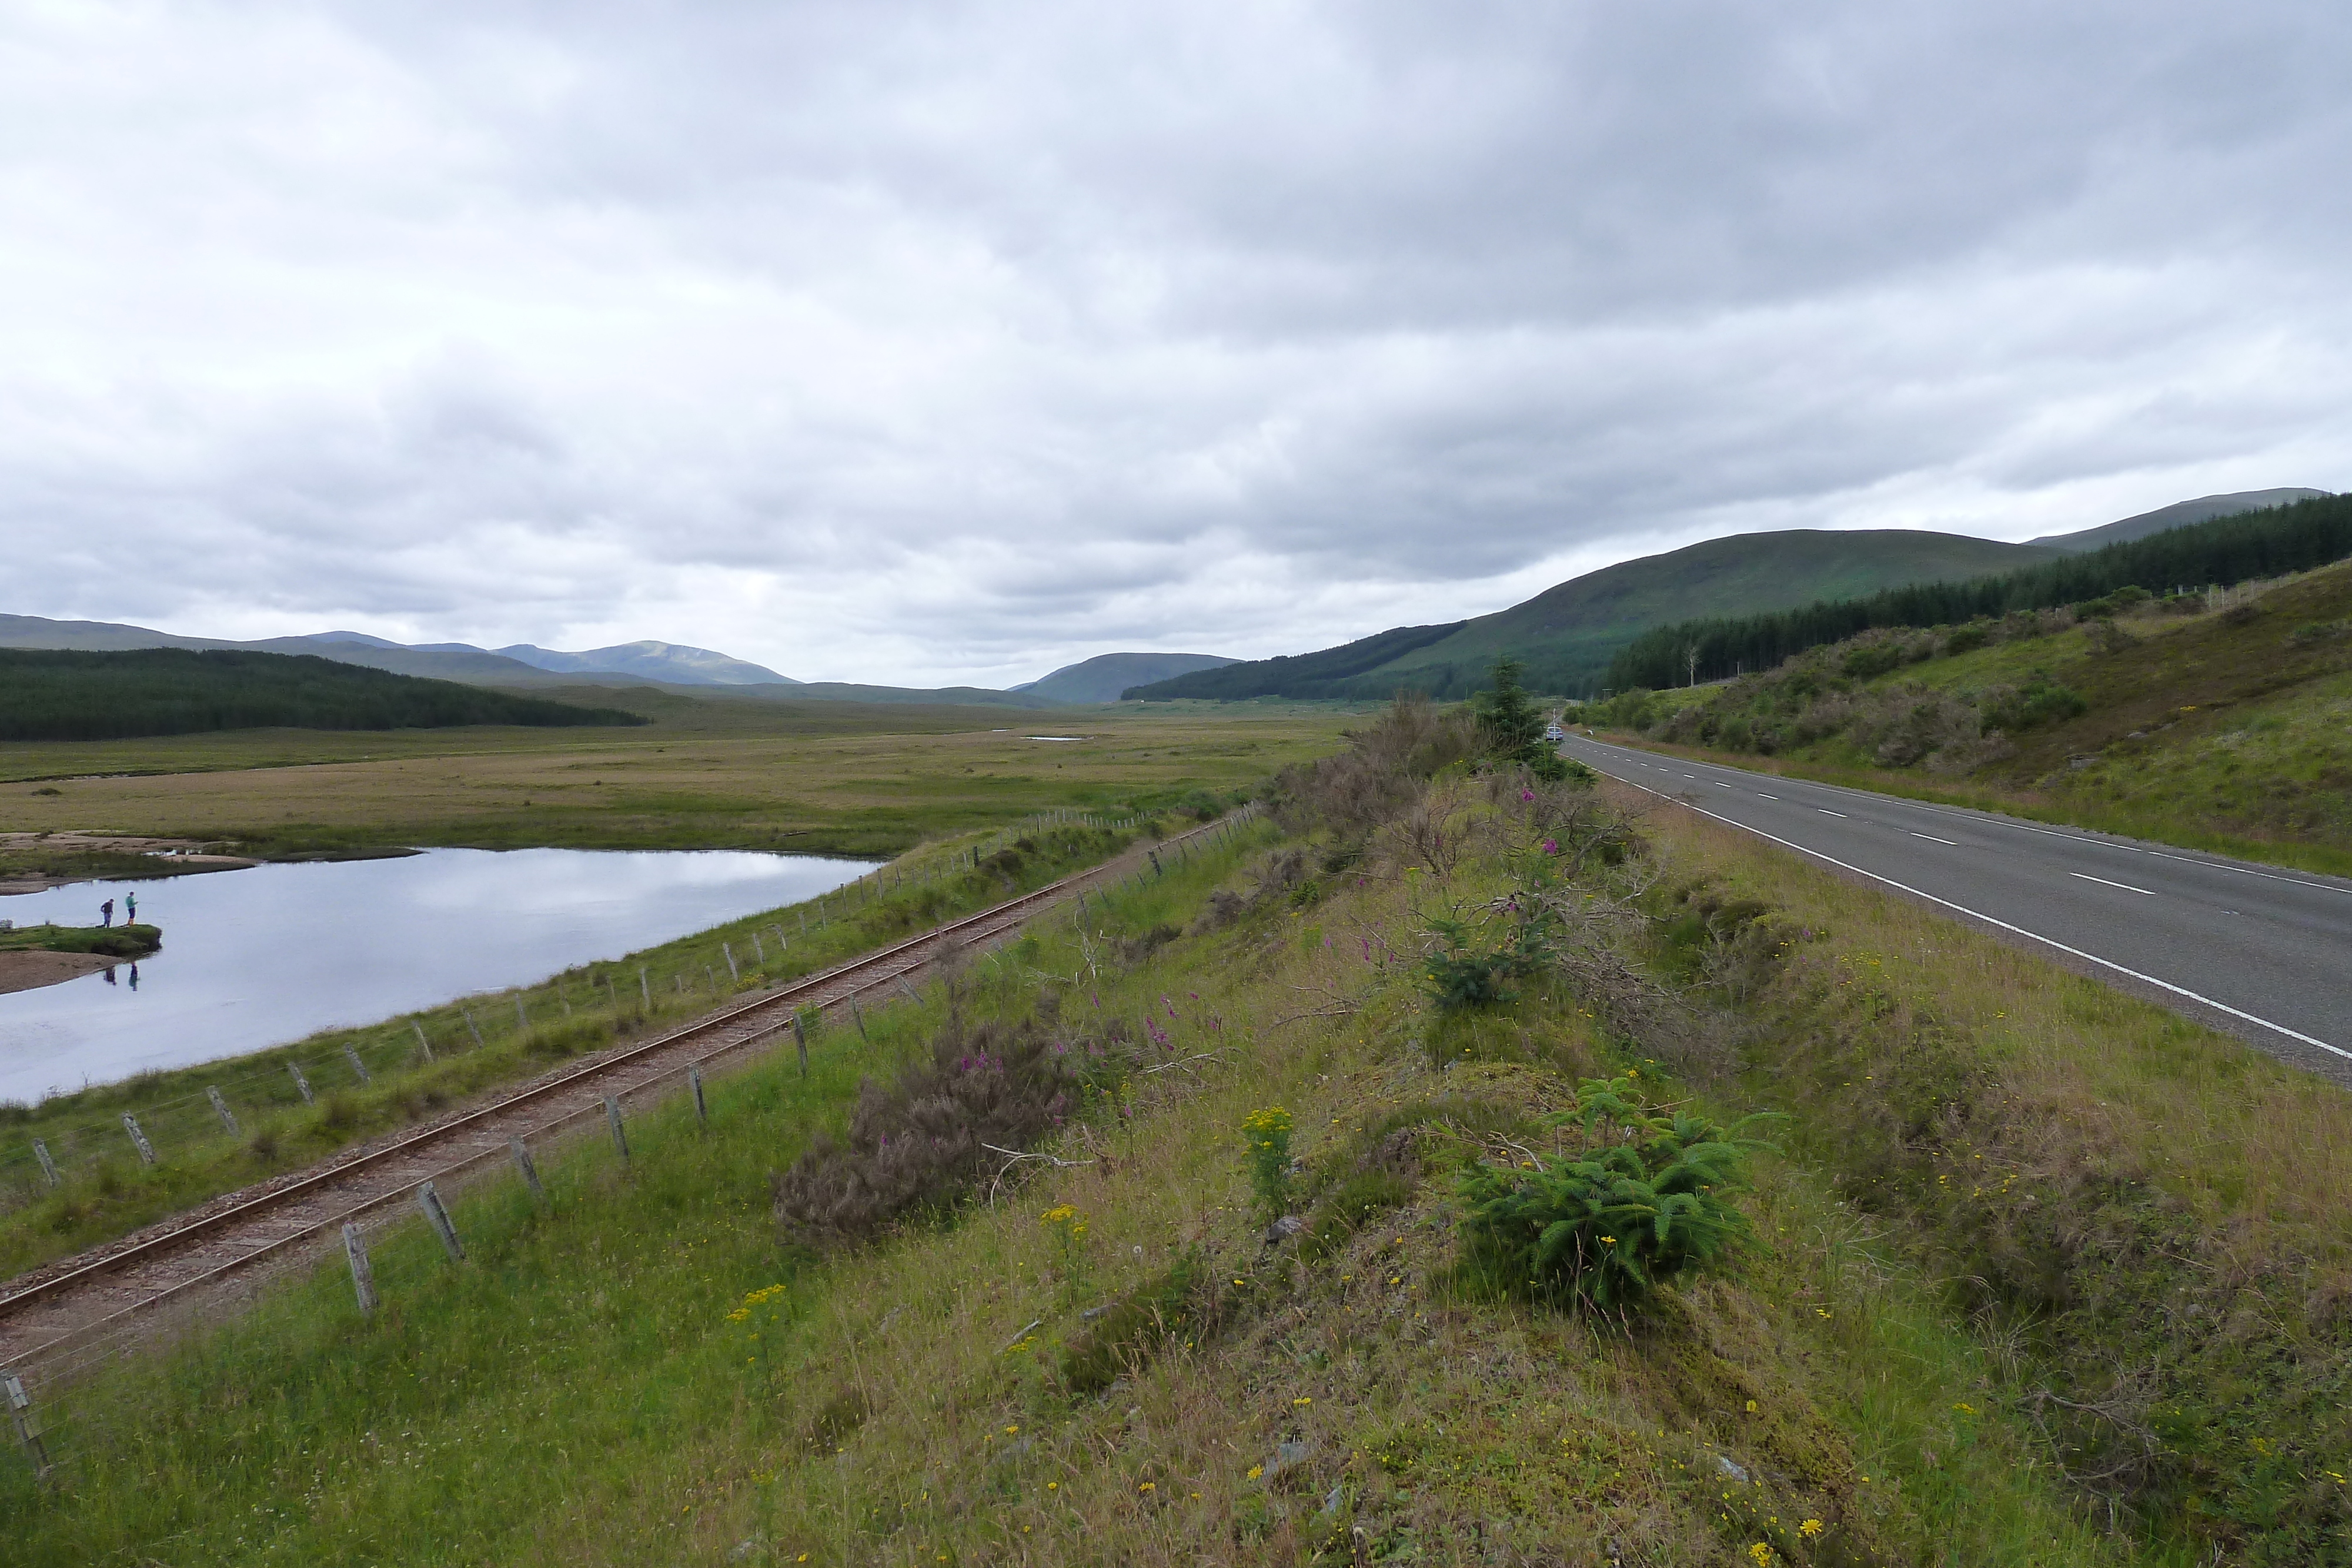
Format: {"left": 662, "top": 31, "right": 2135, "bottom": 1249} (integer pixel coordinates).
{"left": 773, "top": 1013, "right": 1127, "bottom": 1248}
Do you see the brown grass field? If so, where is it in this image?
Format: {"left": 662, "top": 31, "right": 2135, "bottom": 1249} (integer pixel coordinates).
{"left": 0, "top": 694, "right": 1363, "bottom": 858}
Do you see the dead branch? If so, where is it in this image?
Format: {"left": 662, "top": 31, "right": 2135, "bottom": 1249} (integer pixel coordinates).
{"left": 980, "top": 1142, "right": 1099, "bottom": 1205}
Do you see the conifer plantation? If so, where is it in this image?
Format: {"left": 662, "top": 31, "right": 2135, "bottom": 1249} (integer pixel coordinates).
{"left": 0, "top": 648, "right": 647, "bottom": 741}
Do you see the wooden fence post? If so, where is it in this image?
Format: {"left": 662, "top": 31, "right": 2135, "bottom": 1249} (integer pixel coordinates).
{"left": 514, "top": 997, "right": 527, "bottom": 1032}
{"left": 510, "top": 1136, "right": 545, "bottom": 1203}
{"left": 792, "top": 1013, "right": 810, "bottom": 1076}
{"left": 723, "top": 942, "right": 739, "bottom": 982}
{"left": 848, "top": 992, "right": 868, "bottom": 1044}
{"left": 2, "top": 1369, "right": 51, "bottom": 1478}
{"left": 638, "top": 967, "right": 650, "bottom": 1007}
{"left": 289, "top": 1061, "right": 314, "bottom": 1104}
{"left": 207, "top": 1087, "right": 239, "bottom": 1137}
{"left": 411, "top": 1021, "right": 434, "bottom": 1063}
{"left": 31, "top": 1139, "right": 58, "bottom": 1189}
{"left": 689, "top": 1064, "right": 707, "bottom": 1125}
{"left": 463, "top": 1009, "right": 485, "bottom": 1049}
{"left": 122, "top": 1114, "right": 155, "bottom": 1165}
{"left": 750, "top": 933, "right": 765, "bottom": 964}
{"left": 559, "top": 982, "right": 572, "bottom": 1019}
{"left": 604, "top": 1096, "right": 629, "bottom": 1163}
{"left": 417, "top": 1180, "right": 464, "bottom": 1262}
{"left": 343, "top": 1223, "right": 378, "bottom": 1315}
{"left": 897, "top": 977, "right": 921, "bottom": 1005}
{"left": 342, "top": 1044, "right": 372, "bottom": 1086}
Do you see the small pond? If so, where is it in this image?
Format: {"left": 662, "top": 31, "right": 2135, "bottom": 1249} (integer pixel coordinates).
{"left": 0, "top": 848, "right": 874, "bottom": 1104}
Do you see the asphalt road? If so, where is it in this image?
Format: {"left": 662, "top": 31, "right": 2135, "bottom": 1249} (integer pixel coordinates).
{"left": 1559, "top": 734, "right": 2352, "bottom": 1079}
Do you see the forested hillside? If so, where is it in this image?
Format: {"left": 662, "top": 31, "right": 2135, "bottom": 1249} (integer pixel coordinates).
{"left": 0, "top": 648, "right": 648, "bottom": 741}
{"left": 1582, "top": 554, "right": 2352, "bottom": 870}
{"left": 1609, "top": 492, "right": 2352, "bottom": 690}
{"left": 1130, "top": 529, "right": 2053, "bottom": 701}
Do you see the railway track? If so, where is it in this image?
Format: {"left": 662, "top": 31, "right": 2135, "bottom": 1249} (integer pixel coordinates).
{"left": 0, "top": 813, "right": 1247, "bottom": 1379}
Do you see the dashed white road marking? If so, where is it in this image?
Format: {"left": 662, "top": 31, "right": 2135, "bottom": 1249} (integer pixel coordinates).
{"left": 1912, "top": 833, "right": 1959, "bottom": 846}
{"left": 1817, "top": 808, "right": 1848, "bottom": 818}
{"left": 2072, "top": 871, "right": 2158, "bottom": 897}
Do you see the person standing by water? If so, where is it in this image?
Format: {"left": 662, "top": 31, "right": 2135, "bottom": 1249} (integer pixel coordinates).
{"left": 100, "top": 897, "right": 114, "bottom": 928}
{"left": 125, "top": 892, "right": 137, "bottom": 925}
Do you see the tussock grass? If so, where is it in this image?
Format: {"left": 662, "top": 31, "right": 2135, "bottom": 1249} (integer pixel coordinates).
{"left": 1626, "top": 784, "right": 2352, "bottom": 1556}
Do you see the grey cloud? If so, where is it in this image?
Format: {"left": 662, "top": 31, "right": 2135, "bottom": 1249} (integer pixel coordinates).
{"left": 2, "top": 1, "right": 2348, "bottom": 684}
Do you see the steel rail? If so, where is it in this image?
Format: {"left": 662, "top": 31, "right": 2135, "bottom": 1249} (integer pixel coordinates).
{"left": 1, "top": 900, "right": 1060, "bottom": 1375}
{"left": 0, "top": 825, "right": 1215, "bottom": 1326}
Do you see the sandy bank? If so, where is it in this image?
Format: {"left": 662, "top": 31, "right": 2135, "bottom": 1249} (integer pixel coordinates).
{"left": 0, "top": 948, "right": 121, "bottom": 995}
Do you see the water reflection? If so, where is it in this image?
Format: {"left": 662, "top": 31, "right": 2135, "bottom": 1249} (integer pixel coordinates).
{"left": 0, "top": 847, "right": 873, "bottom": 1103}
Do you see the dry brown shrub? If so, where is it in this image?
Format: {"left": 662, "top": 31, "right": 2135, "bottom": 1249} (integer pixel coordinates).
{"left": 773, "top": 1012, "right": 1120, "bottom": 1249}
{"left": 1270, "top": 693, "right": 1475, "bottom": 839}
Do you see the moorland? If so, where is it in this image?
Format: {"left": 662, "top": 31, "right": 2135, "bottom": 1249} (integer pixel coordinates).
{"left": 6, "top": 700, "right": 2347, "bottom": 1564}
{"left": 0, "top": 692, "right": 1361, "bottom": 862}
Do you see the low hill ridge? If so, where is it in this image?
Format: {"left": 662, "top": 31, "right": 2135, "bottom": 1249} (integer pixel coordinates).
{"left": 2029, "top": 487, "right": 2330, "bottom": 551}
{"left": 1015, "top": 651, "right": 1236, "bottom": 704}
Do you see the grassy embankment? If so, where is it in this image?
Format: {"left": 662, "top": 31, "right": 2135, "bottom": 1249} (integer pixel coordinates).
{"left": 12, "top": 714, "right": 2342, "bottom": 1563}
{"left": 0, "top": 696, "right": 1358, "bottom": 861}
{"left": 1576, "top": 557, "right": 2352, "bottom": 876}
{"left": 0, "top": 814, "right": 1182, "bottom": 1282}
{"left": 0, "top": 924, "right": 160, "bottom": 959}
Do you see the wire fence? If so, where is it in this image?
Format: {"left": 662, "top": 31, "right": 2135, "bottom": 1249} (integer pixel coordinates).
{"left": 0, "top": 808, "right": 1150, "bottom": 1215}
{"left": 0, "top": 805, "right": 1266, "bottom": 1486}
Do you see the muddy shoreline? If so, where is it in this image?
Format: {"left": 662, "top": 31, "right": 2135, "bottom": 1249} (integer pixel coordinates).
{"left": 0, "top": 949, "right": 123, "bottom": 995}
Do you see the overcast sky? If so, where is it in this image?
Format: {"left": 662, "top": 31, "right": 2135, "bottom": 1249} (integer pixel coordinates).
{"left": 5, "top": 2, "right": 2348, "bottom": 686}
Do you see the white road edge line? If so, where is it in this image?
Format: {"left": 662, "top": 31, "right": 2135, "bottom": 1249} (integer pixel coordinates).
{"left": 2072, "top": 871, "right": 2158, "bottom": 897}
{"left": 1602, "top": 774, "right": 2349, "bottom": 1061}
{"left": 1572, "top": 738, "right": 2352, "bottom": 899}
{"left": 1911, "top": 833, "right": 1959, "bottom": 846}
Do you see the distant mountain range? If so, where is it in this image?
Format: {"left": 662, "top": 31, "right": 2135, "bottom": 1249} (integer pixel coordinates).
{"left": 10, "top": 488, "right": 2330, "bottom": 715}
{"left": 295, "top": 631, "right": 796, "bottom": 686}
{"left": 0, "top": 616, "right": 1234, "bottom": 710}
{"left": 1127, "top": 489, "right": 2336, "bottom": 702}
